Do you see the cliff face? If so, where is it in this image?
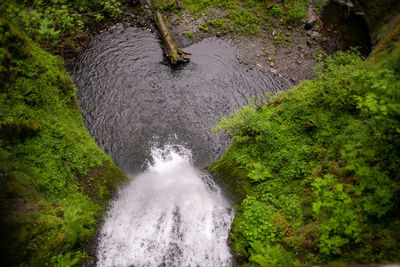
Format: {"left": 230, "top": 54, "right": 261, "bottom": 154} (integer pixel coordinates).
{"left": 352, "top": 0, "right": 400, "bottom": 45}
{"left": 319, "top": 0, "right": 400, "bottom": 56}
{"left": 0, "top": 18, "right": 126, "bottom": 266}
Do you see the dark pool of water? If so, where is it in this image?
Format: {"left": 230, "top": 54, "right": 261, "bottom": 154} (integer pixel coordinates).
{"left": 71, "top": 25, "right": 290, "bottom": 173}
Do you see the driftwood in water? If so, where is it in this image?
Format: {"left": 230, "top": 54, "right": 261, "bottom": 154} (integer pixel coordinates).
{"left": 155, "top": 11, "right": 189, "bottom": 64}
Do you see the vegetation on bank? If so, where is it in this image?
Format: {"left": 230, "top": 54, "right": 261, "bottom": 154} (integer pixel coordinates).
{"left": 210, "top": 27, "right": 400, "bottom": 264}
{"left": 1, "top": 0, "right": 399, "bottom": 265}
{"left": 0, "top": 1, "right": 126, "bottom": 266}
{"left": 153, "top": 0, "right": 319, "bottom": 36}
{"left": 1, "top": 0, "right": 121, "bottom": 58}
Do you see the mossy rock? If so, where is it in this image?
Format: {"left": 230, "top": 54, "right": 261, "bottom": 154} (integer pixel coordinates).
{"left": 207, "top": 153, "right": 251, "bottom": 205}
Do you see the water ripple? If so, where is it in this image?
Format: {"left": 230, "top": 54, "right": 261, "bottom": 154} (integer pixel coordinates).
{"left": 71, "top": 27, "right": 290, "bottom": 173}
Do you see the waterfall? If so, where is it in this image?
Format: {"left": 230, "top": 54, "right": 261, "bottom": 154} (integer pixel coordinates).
{"left": 96, "top": 145, "right": 234, "bottom": 267}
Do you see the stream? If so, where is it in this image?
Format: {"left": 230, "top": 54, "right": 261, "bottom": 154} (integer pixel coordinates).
{"left": 71, "top": 25, "right": 290, "bottom": 266}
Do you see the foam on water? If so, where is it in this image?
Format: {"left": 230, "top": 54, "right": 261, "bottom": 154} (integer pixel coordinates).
{"left": 97, "top": 145, "right": 234, "bottom": 267}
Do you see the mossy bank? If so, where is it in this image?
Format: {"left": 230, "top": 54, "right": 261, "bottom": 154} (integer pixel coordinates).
{"left": 209, "top": 12, "right": 400, "bottom": 266}
{"left": 1, "top": 0, "right": 400, "bottom": 265}
{"left": 0, "top": 1, "right": 127, "bottom": 265}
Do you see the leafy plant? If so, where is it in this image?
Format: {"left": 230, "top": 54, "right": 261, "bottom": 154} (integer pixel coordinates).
{"left": 212, "top": 49, "right": 400, "bottom": 264}
{"left": 182, "top": 30, "right": 193, "bottom": 37}
{"left": 273, "top": 35, "right": 283, "bottom": 44}
{"left": 270, "top": 4, "right": 284, "bottom": 17}
{"left": 0, "top": 15, "right": 126, "bottom": 266}
{"left": 227, "top": 8, "right": 260, "bottom": 35}
{"left": 0, "top": 0, "right": 121, "bottom": 54}
{"left": 249, "top": 241, "right": 300, "bottom": 265}
{"left": 285, "top": 0, "right": 309, "bottom": 25}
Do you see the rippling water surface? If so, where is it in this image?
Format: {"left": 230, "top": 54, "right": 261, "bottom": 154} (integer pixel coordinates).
{"left": 71, "top": 26, "right": 290, "bottom": 173}
{"left": 71, "top": 26, "right": 290, "bottom": 266}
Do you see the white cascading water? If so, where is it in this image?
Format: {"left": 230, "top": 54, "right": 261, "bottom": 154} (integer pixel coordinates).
{"left": 96, "top": 145, "right": 234, "bottom": 267}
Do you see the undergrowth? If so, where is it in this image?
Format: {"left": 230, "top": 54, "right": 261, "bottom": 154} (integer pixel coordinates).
{"left": 211, "top": 47, "right": 400, "bottom": 264}
{"left": 153, "top": 0, "right": 311, "bottom": 36}
{"left": 0, "top": 3, "right": 126, "bottom": 266}
{"left": 0, "top": 0, "right": 121, "bottom": 56}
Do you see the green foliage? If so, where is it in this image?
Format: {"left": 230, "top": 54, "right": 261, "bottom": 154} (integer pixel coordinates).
{"left": 285, "top": 0, "right": 309, "bottom": 25}
{"left": 153, "top": 0, "right": 170, "bottom": 10}
{"left": 199, "top": 23, "right": 209, "bottom": 32}
{"left": 249, "top": 241, "right": 300, "bottom": 265}
{"left": 273, "top": 35, "right": 283, "bottom": 44}
{"left": 207, "top": 19, "right": 230, "bottom": 34}
{"left": 227, "top": 8, "right": 260, "bottom": 35}
{"left": 212, "top": 50, "right": 400, "bottom": 264}
{"left": 0, "top": 0, "right": 121, "bottom": 53}
{"left": 315, "top": 49, "right": 324, "bottom": 62}
{"left": 167, "top": 0, "right": 265, "bottom": 36}
{"left": 166, "top": 0, "right": 311, "bottom": 36}
{"left": 270, "top": 4, "right": 284, "bottom": 17}
{"left": 62, "top": 194, "right": 100, "bottom": 248}
{"left": 311, "top": 175, "right": 362, "bottom": 256}
{"left": 0, "top": 15, "right": 126, "bottom": 266}
{"left": 51, "top": 251, "right": 87, "bottom": 267}
{"left": 182, "top": 30, "right": 193, "bottom": 38}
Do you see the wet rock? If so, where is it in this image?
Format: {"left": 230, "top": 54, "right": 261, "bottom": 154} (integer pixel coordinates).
{"left": 307, "top": 30, "right": 321, "bottom": 41}
{"left": 305, "top": 8, "right": 317, "bottom": 30}
{"left": 335, "top": 0, "right": 354, "bottom": 8}
{"left": 311, "top": 31, "right": 321, "bottom": 40}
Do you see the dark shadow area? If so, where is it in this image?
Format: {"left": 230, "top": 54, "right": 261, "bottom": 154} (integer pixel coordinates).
{"left": 320, "top": 1, "right": 372, "bottom": 57}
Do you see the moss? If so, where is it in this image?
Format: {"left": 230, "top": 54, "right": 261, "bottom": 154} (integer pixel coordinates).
{"left": 0, "top": 13, "right": 127, "bottom": 266}
{"left": 368, "top": 14, "right": 400, "bottom": 69}
{"left": 207, "top": 151, "right": 251, "bottom": 205}
{"left": 212, "top": 41, "right": 400, "bottom": 264}
{"left": 81, "top": 160, "right": 127, "bottom": 204}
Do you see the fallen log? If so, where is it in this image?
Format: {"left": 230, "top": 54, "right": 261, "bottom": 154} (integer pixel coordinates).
{"left": 155, "top": 10, "right": 189, "bottom": 65}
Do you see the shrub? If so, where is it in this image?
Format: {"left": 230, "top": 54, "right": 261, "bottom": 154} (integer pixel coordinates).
{"left": 285, "top": 0, "right": 309, "bottom": 25}
{"left": 213, "top": 50, "right": 400, "bottom": 264}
